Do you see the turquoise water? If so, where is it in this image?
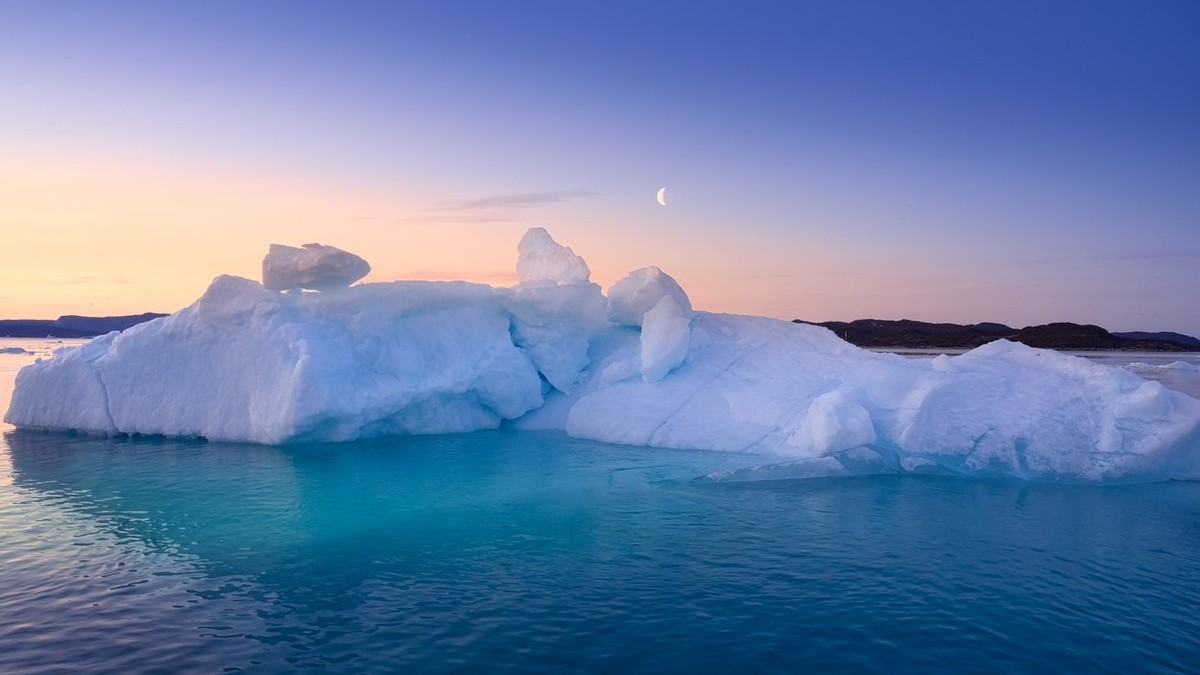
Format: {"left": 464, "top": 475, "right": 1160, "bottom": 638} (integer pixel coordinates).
{"left": 3, "top": 340, "right": 1200, "bottom": 672}
{"left": 2, "top": 429, "right": 1200, "bottom": 673}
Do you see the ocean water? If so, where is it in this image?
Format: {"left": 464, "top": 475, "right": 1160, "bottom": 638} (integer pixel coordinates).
{"left": 2, "top": 339, "right": 1200, "bottom": 673}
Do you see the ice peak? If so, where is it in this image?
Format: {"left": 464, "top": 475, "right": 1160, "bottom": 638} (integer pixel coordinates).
{"left": 516, "top": 227, "right": 591, "bottom": 286}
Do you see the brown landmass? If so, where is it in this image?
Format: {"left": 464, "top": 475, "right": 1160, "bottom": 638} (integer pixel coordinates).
{"left": 794, "top": 319, "right": 1200, "bottom": 352}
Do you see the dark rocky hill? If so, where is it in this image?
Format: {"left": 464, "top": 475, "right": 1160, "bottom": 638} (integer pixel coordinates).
{"left": 802, "top": 319, "right": 1014, "bottom": 349}
{"left": 794, "top": 318, "right": 1198, "bottom": 352}
{"left": 0, "top": 313, "right": 167, "bottom": 338}
{"left": 1113, "top": 331, "right": 1200, "bottom": 348}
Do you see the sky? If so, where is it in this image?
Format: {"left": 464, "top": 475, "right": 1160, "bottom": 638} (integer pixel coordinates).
{"left": 2, "top": 1, "right": 1198, "bottom": 335}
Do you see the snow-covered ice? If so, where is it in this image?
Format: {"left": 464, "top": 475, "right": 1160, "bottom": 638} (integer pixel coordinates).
{"left": 262, "top": 242, "right": 370, "bottom": 291}
{"left": 0, "top": 347, "right": 30, "bottom": 355}
{"left": 7, "top": 228, "right": 1200, "bottom": 483}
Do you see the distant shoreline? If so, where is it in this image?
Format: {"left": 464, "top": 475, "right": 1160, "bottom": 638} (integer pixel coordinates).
{"left": 2, "top": 313, "right": 1197, "bottom": 353}
{"left": 795, "top": 319, "right": 1200, "bottom": 352}
{"left": 0, "top": 313, "right": 168, "bottom": 339}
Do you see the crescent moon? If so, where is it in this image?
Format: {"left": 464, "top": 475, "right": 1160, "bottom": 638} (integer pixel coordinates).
{"left": 656, "top": 187, "right": 667, "bottom": 206}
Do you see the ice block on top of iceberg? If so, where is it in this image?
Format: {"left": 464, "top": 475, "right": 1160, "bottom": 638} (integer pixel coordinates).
{"left": 262, "top": 242, "right": 370, "bottom": 291}
{"left": 502, "top": 227, "right": 608, "bottom": 394}
{"left": 607, "top": 266, "right": 693, "bottom": 328}
{"left": 515, "top": 227, "right": 591, "bottom": 286}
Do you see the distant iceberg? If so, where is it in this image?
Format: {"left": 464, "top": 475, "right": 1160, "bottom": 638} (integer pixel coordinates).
{"left": 7, "top": 228, "right": 1200, "bottom": 482}
{"left": 1126, "top": 361, "right": 1200, "bottom": 373}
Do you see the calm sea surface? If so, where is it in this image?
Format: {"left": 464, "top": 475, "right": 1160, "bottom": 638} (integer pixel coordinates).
{"left": 2, "top": 339, "right": 1200, "bottom": 673}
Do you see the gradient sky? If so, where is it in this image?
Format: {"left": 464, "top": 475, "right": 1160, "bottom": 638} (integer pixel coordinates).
{"left": 3, "top": 1, "right": 1198, "bottom": 335}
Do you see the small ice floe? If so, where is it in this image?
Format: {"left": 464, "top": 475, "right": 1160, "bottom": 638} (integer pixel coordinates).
{"left": 1126, "top": 361, "right": 1200, "bottom": 373}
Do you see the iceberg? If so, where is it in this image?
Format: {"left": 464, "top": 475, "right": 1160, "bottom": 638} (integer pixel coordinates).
{"left": 6, "top": 229, "right": 1200, "bottom": 482}
{"left": 1126, "top": 361, "right": 1200, "bottom": 373}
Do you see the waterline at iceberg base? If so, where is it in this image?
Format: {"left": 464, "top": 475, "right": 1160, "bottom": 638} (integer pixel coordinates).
{"left": 6, "top": 228, "right": 1200, "bottom": 483}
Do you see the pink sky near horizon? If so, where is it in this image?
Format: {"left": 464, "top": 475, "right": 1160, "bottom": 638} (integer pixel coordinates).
{"left": 3, "top": 147, "right": 1180, "bottom": 335}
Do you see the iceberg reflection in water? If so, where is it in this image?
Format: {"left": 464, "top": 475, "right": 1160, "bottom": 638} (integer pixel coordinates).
{"left": 3, "top": 429, "right": 1200, "bottom": 673}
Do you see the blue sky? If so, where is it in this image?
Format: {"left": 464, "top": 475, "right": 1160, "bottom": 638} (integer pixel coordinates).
{"left": 2, "top": 1, "right": 1198, "bottom": 334}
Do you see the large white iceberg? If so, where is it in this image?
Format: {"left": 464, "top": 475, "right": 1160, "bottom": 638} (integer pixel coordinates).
{"left": 7, "top": 228, "right": 1200, "bottom": 482}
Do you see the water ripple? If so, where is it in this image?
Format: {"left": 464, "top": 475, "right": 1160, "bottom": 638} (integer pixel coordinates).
{"left": 1, "top": 430, "right": 1198, "bottom": 672}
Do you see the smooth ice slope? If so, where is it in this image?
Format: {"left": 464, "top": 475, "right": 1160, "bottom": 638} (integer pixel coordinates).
{"left": 557, "top": 316, "right": 1200, "bottom": 481}
{"left": 7, "top": 227, "right": 1200, "bottom": 482}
